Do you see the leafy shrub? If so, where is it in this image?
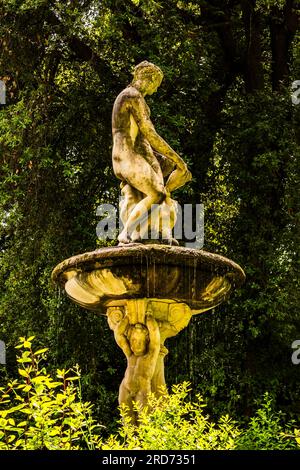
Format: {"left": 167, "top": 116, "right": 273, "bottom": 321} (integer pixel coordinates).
{"left": 0, "top": 337, "right": 103, "bottom": 449}
{"left": 235, "top": 394, "right": 298, "bottom": 450}
{"left": 0, "top": 338, "right": 299, "bottom": 450}
{"left": 105, "top": 383, "right": 240, "bottom": 450}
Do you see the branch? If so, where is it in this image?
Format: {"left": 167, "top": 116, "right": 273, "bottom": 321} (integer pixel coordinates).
{"left": 45, "top": 10, "right": 118, "bottom": 84}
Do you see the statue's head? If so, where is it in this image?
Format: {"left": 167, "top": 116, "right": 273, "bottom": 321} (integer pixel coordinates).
{"left": 127, "top": 323, "right": 149, "bottom": 356}
{"left": 132, "top": 61, "right": 163, "bottom": 96}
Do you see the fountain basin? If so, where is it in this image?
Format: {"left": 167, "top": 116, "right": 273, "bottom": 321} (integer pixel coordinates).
{"left": 51, "top": 244, "right": 245, "bottom": 314}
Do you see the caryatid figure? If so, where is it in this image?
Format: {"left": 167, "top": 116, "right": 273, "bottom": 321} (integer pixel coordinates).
{"left": 113, "top": 315, "right": 160, "bottom": 424}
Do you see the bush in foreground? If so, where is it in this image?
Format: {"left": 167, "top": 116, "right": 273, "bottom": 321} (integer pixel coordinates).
{"left": 0, "top": 338, "right": 298, "bottom": 450}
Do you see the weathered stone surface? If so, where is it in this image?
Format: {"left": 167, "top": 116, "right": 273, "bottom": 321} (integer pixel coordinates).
{"left": 106, "top": 298, "right": 192, "bottom": 423}
{"left": 51, "top": 244, "right": 245, "bottom": 313}
{"left": 106, "top": 296, "right": 192, "bottom": 406}
{"left": 112, "top": 61, "right": 192, "bottom": 244}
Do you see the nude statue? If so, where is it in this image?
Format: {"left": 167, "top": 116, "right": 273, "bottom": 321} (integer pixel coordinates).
{"left": 112, "top": 61, "right": 192, "bottom": 244}
{"left": 113, "top": 315, "right": 160, "bottom": 423}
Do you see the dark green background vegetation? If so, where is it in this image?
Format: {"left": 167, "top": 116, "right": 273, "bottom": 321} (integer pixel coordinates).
{"left": 0, "top": 0, "right": 299, "bottom": 431}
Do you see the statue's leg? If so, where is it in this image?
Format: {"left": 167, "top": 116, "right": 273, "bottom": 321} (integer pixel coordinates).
{"left": 120, "top": 193, "right": 166, "bottom": 244}
{"left": 120, "top": 183, "right": 143, "bottom": 226}
{"left": 135, "top": 385, "right": 151, "bottom": 410}
{"left": 158, "top": 196, "right": 178, "bottom": 243}
{"left": 118, "top": 379, "right": 137, "bottom": 424}
{"left": 117, "top": 156, "right": 166, "bottom": 244}
{"left": 151, "top": 345, "right": 168, "bottom": 396}
{"left": 131, "top": 203, "right": 161, "bottom": 242}
{"left": 131, "top": 196, "right": 178, "bottom": 244}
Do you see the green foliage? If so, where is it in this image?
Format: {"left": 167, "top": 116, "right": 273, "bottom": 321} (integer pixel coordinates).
{"left": 107, "top": 383, "right": 240, "bottom": 450}
{"left": 236, "top": 394, "right": 298, "bottom": 450}
{"left": 0, "top": 340, "right": 299, "bottom": 450}
{"left": 0, "top": 337, "right": 103, "bottom": 449}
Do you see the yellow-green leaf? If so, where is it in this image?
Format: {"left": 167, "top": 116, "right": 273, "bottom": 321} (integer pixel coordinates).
{"left": 18, "top": 369, "right": 28, "bottom": 378}
{"left": 34, "top": 348, "right": 48, "bottom": 355}
{"left": 17, "top": 358, "right": 32, "bottom": 363}
{"left": 17, "top": 421, "right": 28, "bottom": 427}
{"left": 19, "top": 409, "right": 32, "bottom": 415}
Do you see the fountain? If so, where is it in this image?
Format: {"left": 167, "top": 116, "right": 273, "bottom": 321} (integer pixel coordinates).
{"left": 52, "top": 61, "right": 245, "bottom": 424}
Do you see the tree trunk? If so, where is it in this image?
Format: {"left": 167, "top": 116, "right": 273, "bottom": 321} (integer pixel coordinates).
{"left": 270, "top": 0, "right": 299, "bottom": 91}
{"left": 242, "top": 0, "right": 264, "bottom": 92}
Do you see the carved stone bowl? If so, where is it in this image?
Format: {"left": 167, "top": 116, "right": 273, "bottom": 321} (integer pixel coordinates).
{"left": 51, "top": 244, "right": 245, "bottom": 314}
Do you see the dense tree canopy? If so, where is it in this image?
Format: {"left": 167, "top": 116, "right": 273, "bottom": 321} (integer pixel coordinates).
{"left": 0, "top": 0, "right": 299, "bottom": 428}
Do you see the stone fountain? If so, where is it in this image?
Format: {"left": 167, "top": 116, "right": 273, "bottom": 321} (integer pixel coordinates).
{"left": 52, "top": 61, "right": 245, "bottom": 423}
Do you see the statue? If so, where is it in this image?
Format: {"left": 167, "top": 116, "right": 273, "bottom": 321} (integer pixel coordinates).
{"left": 112, "top": 61, "right": 192, "bottom": 245}
{"left": 51, "top": 61, "right": 246, "bottom": 428}
{"left": 107, "top": 300, "right": 192, "bottom": 422}
{"left": 113, "top": 314, "right": 160, "bottom": 424}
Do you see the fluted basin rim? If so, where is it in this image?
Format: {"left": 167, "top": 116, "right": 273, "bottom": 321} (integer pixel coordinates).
{"left": 51, "top": 244, "right": 246, "bottom": 289}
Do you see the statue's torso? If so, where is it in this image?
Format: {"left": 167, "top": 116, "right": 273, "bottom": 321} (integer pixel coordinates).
{"left": 112, "top": 87, "right": 155, "bottom": 161}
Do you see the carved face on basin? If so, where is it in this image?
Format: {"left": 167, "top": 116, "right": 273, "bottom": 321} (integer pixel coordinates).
{"left": 128, "top": 323, "right": 149, "bottom": 356}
